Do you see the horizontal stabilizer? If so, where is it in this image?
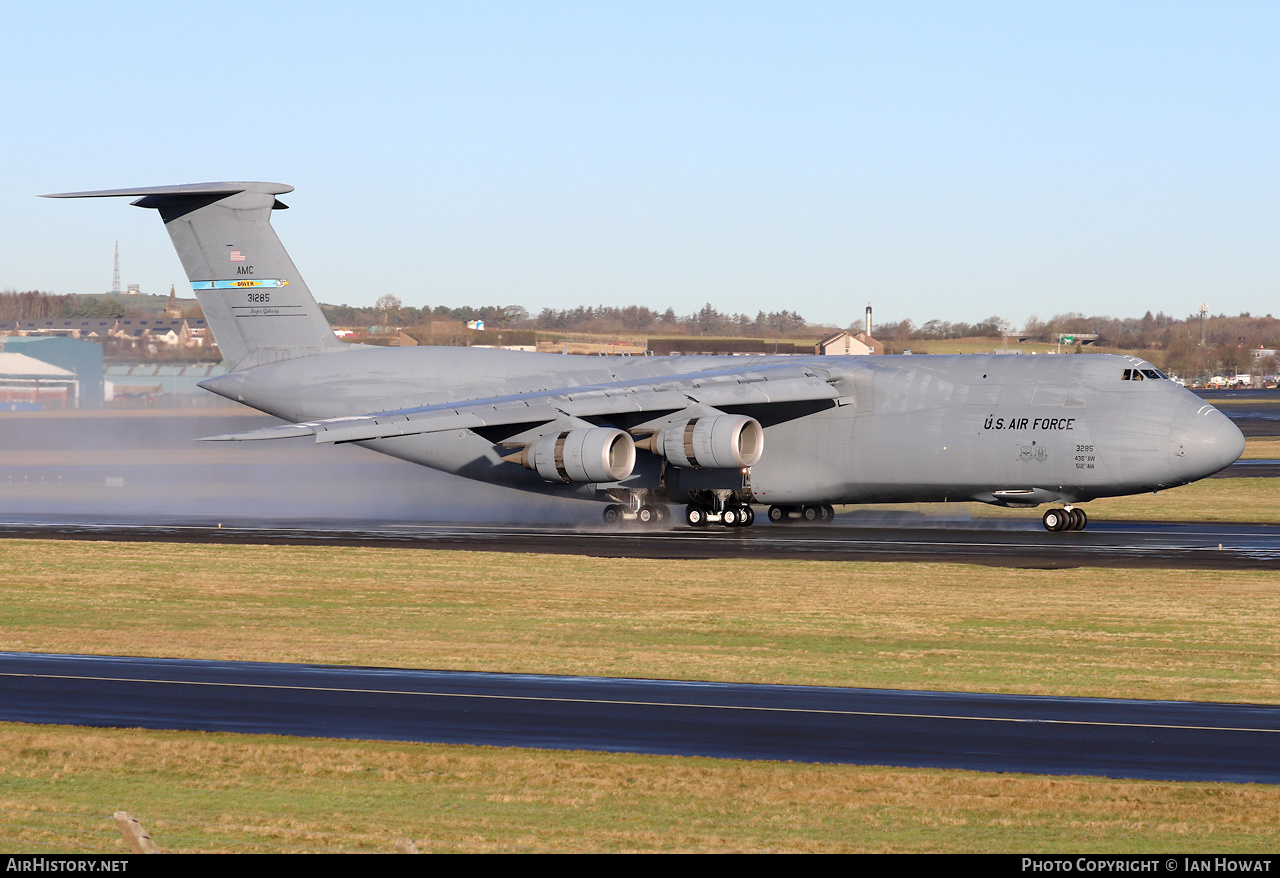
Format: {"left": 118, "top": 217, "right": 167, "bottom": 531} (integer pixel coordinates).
{"left": 42, "top": 182, "right": 293, "bottom": 201}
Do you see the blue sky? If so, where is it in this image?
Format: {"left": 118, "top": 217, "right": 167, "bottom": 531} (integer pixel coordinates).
{"left": 4, "top": 1, "right": 1277, "bottom": 330}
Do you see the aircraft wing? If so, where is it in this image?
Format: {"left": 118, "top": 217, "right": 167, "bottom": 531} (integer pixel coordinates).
{"left": 200, "top": 363, "right": 841, "bottom": 444}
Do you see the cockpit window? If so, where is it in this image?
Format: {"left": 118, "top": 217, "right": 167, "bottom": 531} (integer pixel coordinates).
{"left": 1141, "top": 369, "right": 1165, "bottom": 380}
{"left": 1123, "top": 368, "right": 1167, "bottom": 381}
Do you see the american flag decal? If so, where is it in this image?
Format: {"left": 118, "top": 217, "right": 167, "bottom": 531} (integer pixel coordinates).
{"left": 229, "top": 251, "right": 246, "bottom": 262}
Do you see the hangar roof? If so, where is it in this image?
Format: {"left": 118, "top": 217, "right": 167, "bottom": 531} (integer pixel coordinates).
{"left": 0, "top": 352, "right": 76, "bottom": 378}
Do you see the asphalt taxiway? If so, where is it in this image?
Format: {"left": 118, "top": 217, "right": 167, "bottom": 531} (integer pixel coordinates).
{"left": 1, "top": 516, "right": 1277, "bottom": 569}
{"left": 3, "top": 652, "right": 1277, "bottom": 784}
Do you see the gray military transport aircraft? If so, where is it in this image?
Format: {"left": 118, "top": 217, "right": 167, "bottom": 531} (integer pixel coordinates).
{"left": 48, "top": 182, "right": 1245, "bottom": 531}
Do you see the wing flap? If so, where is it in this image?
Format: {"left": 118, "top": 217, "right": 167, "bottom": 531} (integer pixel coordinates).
{"left": 200, "top": 422, "right": 319, "bottom": 441}
{"left": 555, "top": 387, "right": 689, "bottom": 417}
{"left": 314, "top": 412, "right": 488, "bottom": 443}
{"left": 684, "top": 375, "right": 840, "bottom": 406}
{"left": 201, "top": 400, "right": 563, "bottom": 444}
{"left": 199, "top": 362, "right": 839, "bottom": 444}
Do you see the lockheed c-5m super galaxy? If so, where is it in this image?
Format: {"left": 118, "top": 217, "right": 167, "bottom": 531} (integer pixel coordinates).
{"left": 48, "top": 182, "right": 1245, "bottom": 531}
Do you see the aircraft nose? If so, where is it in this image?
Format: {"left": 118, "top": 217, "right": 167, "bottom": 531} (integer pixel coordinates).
{"left": 1172, "top": 403, "right": 1245, "bottom": 481}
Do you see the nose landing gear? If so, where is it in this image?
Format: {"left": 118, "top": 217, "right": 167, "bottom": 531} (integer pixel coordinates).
{"left": 1042, "top": 507, "right": 1088, "bottom": 532}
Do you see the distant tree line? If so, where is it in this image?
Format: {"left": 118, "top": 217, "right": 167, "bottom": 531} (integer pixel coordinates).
{"left": 873, "top": 309, "right": 1280, "bottom": 377}
{"left": 0, "top": 290, "right": 138, "bottom": 321}
{"left": 1019, "top": 310, "right": 1280, "bottom": 377}
{"left": 323, "top": 297, "right": 830, "bottom": 339}
{"left": 6, "top": 289, "right": 1279, "bottom": 376}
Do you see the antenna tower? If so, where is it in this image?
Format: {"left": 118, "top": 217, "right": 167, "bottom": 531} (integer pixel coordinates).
{"left": 111, "top": 241, "right": 121, "bottom": 295}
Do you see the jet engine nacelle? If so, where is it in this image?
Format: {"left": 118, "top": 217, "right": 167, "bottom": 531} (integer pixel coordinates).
{"left": 521, "top": 428, "right": 637, "bottom": 484}
{"left": 641, "top": 415, "right": 764, "bottom": 469}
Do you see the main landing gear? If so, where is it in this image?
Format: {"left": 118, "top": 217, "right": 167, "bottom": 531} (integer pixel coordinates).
{"left": 602, "top": 503, "right": 671, "bottom": 526}
{"left": 685, "top": 503, "right": 755, "bottom": 528}
{"left": 1042, "top": 507, "right": 1088, "bottom": 532}
{"left": 766, "top": 504, "right": 835, "bottom": 524}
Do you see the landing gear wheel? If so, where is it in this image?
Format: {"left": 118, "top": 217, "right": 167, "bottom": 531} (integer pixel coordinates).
{"left": 1067, "top": 508, "right": 1087, "bottom": 531}
{"left": 603, "top": 504, "right": 622, "bottom": 525}
{"left": 637, "top": 505, "right": 657, "bottom": 524}
{"left": 817, "top": 504, "right": 834, "bottom": 522}
{"left": 768, "top": 505, "right": 786, "bottom": 523}
{"left": 802, "top": 505, "right": 819, "bottom": 522}
{"left": 686, "top": 505, "right": 710, "bottom": 528}
{"left": 722, "top": 507, "right": 740, "bottom": 527}
{"left": 742, "top": 506, "right": 755, "bottom": 527}
{"left": 655, "top": 505, "right": 670, "bottom": 523}
{"left": 1042, "top": 508, "right": 1066, "bottom": 532}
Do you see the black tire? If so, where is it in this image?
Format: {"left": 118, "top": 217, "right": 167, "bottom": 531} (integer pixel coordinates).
{"left": 1042, "top": 509, "right": 1066, "bottom": 532}
{"left": 768, "top": 505, "right": 786, "bottom": 523}
{"left": 743, "top": 506, "right": 755, "bottom": 527}
{"left": 655, "top": 505, "right": 670, "bottom": 522}
{"left": 603, "top": 505, "right": 621, "bottom": 524}
{"left": 1074, "top": 508, "right": 1088, "bottom": 530}
{"left": 686, "top": 505, "right": 709, "bottom": 527}
{"left": 722, "top": 508, "right": 740, "bottom": 527}
{"left": 637, "top": 505, "right": 656, "bottom": 524}
{"left": 802, "top": 505, "right": 818, "bottom": 522}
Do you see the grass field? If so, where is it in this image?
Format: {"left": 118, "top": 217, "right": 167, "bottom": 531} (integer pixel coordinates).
{"left": 897, "top": 338, "right": 1063, "bottom": 355}
{"left": 5, "top": 724, "right": 1280, "bottom": 853}
{"left": 1243, "top": 436, "right": 1280, "bottom": 459}
{"left": 1, "top": 536, "right": 1279, "bottom": 852}
{"left": 4, "top": 540, "right": 1280, "bottom": 700}
{"left": 1060, "top": 477, "right": 1279, "bottom": 523}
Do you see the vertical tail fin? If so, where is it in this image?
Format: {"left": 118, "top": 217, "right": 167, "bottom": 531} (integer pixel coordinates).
{"left": 44, "top": 182, "right": 344, "bottom": 371}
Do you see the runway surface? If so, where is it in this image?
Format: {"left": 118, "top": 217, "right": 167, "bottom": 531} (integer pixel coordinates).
{"left": 1, "top": 517, "right": 1277, "bottom": 569}
{"left": 1198, "top": 388, "right": 1280, "bottom": 438}
{"left": 2, "top": 652, "right": 1276, "bottom": 784}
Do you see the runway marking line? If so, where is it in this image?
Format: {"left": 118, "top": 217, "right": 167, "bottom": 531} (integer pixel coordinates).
{"left": 2, "top": 523, "right": 1267, "bottom": 559}
{"left": 4, "top": 670, "right": 1279, "bottom": 735}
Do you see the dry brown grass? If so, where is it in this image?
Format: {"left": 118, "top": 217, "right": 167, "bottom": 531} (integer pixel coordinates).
{"left": 1, "top": 541, "right": 1278, "bottom": 702}
{"left": 3, "top": 724, "right": 1278, "bottom": 853}
{"left": 1243, "top": 436, "right": 1280, "bottom": 459}
{"left": 1073, "top": 478, "right": 1280, "bottom": 522}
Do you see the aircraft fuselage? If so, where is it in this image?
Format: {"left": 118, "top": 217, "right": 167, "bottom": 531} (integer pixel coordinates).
{"left": 201, "top": 345, "right": 1243, "bottom": 509}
